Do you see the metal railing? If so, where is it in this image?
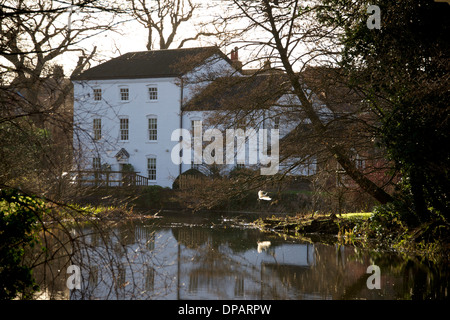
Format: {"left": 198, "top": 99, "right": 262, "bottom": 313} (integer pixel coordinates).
{"left": 70, "top": 171, "right": 152, "bottom": 187}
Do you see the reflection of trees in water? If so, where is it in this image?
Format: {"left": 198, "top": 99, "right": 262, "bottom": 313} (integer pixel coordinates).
{"left": 173, "top": 226, "right": 294, "bottom": 299}
{"left": 30, "top": 220, "right": 176, "bottom": 300}
{"left": 70, "top": 222, "right": 178, "bottom": 300}
{"left": 173, "top": 225, "right": 448, "bottom": 300}
{"left": 30, "top": 217, "right": 448, "bottom": 300}
{"left": 268, "top": 244, "right": 449, "bottom": 300}
{"left": 28, "top": 228, "right": 73, "bottom": 300}
{"left": 180, "top": 241, "right": 291, "bottom": 299}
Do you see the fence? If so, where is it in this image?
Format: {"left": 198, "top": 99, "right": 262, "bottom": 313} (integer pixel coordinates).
{"left": 70, "top": 171, "right": 151, "bottom": 187}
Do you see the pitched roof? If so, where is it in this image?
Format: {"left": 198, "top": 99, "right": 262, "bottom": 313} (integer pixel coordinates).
{"left": 71, "top": 46, "right": 232, "bottom": 81}
{"left": 300, "top": 66, "right": 363, "bottom": 114}
{"left": 184, "top": 72, "right": 291, "bottom": 111}
{"left": 115, "top": 148, "right": 130, "bottom": 160}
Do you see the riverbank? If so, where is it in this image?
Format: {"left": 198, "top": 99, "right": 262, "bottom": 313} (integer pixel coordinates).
{"left": 251, "top": 213, "right": 369, "bottom": 244}
{"left": 251, "top": 212, "right": 449, "bottom": 263}
{"left": 67, "top": 187, "right": 449, "bottom": 262}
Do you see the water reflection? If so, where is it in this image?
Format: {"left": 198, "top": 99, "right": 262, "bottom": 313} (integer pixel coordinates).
{"left": 32, "top": 213, "right": 449, "bottom": 300}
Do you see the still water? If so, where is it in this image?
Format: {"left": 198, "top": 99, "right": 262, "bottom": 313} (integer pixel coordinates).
{"left": 34, "top": 212, "right": 448, "bottom": 300}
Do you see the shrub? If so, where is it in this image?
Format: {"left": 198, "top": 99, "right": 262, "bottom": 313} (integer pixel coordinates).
{"left": 0, "top": 189, "right": 46, "bottom": 299}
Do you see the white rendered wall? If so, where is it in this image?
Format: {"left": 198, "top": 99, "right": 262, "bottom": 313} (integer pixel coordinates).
{"left": 73, "top": 77, "right": 182, "bottom": 188}
{"left": 72, "top": 53, "right": 236, "bottom": 188}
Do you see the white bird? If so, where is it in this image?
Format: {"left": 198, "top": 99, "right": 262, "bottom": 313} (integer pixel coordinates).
{"left": 257, "top": 241, "right": 271, "bottom": 253}
{"left": 258, "top": 190, "right": 272, "bottom": 201}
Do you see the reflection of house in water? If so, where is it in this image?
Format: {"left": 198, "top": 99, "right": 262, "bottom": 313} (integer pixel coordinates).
{"left": 65, "top": 223, "right": 171, "bottom": 300}
{"left": 258, "top": 243, "right": 315, "bottom": 266}
{"left": 172, "top": 226, "right": 316, "bottom": 299}
{"left": 36, "top": 219, "right": 445, "bottom": 300}
{"left": 258, "top": 243, "right": 318, "bottom": 298}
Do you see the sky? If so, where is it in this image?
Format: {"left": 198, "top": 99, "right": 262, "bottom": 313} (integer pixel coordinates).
{"left": 1, "top": 0, "right": 328, "bottom": 78}
{"left": 58, "top": 0, "right": 339, "bottom": 76}
{"left": 60, "top": 0, "right": 236, "bottom": 75}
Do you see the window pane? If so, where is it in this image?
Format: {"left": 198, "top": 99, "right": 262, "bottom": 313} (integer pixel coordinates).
{"left": 93, "top": 88, "right": 102, "bottom": 101}
{"left": 191, "top": 120, "right": 201, "bottom": 131}
{"left": 120, "top": 88, "right": 129, "bottom": 101}
{"left": 120, "top": 118, "right": 129, "bottom": 141}
{"left": 93, "top": 118, "right": 101, "bottom": 140}
{"left": 191, "top": 161, "right": 199, "bottom": 170}
{"left": 148, "top": 118, "right": 157, "bottom": 141}
{"left": 147, "top": 158, "right": 156, "bottom": 180}
{"left": 148, "top": 87, "right": 157, "bottom": 100}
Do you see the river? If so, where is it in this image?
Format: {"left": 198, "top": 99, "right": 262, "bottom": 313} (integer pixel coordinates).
{"left": 33, "top": 211, "right": 448, "bottom": 300}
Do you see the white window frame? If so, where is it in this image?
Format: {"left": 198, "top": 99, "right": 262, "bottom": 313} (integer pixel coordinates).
{"left": 191, "top": 119, "right": 202, "bottom": 132}
{"left": 355, "top": 154, "right": 366, "bottom": 170}
{"left": 119, "top": 86, "right": 129, "bottom": 102}
{"left": 147, "top": 156, "right": 157, "bottom": 181}
{"left": 93, "top": 118, "right": 101, "bottom": 140}
{"left": 119, "top": 117, "right": 129, "bottom": 141}
{"left": 93, "top": 88, "right": 102, "bottom": 101}
{"left": 147, "top": 116, "right": 158, "bottom": 142}
{"left": 147, "top": 84, "right": 158, "bottom": 102}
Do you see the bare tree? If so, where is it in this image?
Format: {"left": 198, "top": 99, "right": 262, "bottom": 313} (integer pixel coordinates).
{"left": 0, "top": 0, "right": 119, "bottom": 197}
{"left": 128, "top": 0, "right": 222, "bottom": 50}
{"left": 179, "top": 0, "right": 395, "bottom": 210}
{"left": 0, "top": 1, "right": 175, "bottom": 300}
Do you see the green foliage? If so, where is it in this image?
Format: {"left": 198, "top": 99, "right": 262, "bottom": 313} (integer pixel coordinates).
{"left": 0, "top": 122, "right": 48, "bottom": 185}
{"left": 367, "top": 203, "right": 409, "bottom": 241}
{"left": 317, "top": 0, "right": 450, "bottom": 222}
{"left": 0, "top": 189, "right": 47, "bottom": 299}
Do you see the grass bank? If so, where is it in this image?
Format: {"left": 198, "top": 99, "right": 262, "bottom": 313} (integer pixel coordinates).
{"left": 252, "top": 211, "right": 449, "bottom": 263}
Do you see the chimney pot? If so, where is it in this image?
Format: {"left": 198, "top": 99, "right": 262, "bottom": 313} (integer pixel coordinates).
{"left": 231, "top": 47, "right": 239, "bottom": 61}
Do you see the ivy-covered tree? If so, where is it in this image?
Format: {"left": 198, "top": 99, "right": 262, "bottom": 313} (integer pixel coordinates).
{"left": 0, "top": 189, "right": 46, "bottom": 299}
{"left": 317, "top": 0, "right": 450, "bottom": 224}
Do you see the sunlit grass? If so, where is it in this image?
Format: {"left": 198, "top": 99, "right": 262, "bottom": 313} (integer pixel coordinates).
{"left": 339, "top": 212, "right": 372, "bottom": 220}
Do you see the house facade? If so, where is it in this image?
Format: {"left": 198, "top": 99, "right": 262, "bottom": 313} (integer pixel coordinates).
{"left": 72, "top": 47, "right": 240, "bottom": 187}
{"left": 72, "top": 46, "right": 317, "bottom": 188}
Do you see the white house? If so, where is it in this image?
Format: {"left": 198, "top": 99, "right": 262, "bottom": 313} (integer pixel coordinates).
{"left": 72, "top": 47, "right": 237, "bottom": 187}
{"left": 71, "top": 46, "right": 318, "bottom": 188}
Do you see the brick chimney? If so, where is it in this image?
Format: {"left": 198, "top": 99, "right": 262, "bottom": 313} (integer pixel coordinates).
{"left": 230, "top": 47, "right": 242, "bottom": 70}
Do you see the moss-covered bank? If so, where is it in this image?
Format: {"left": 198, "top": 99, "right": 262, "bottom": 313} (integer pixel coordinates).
{"left": 252, "top": 212, "right": 449, "bottom": 263}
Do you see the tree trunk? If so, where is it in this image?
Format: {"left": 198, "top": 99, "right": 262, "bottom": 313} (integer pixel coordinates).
{"left": 265, "top": 3, "right": 393, "bottom": 205}
{"left": 410, "top": 170, "right": 427, "bottom": 222}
